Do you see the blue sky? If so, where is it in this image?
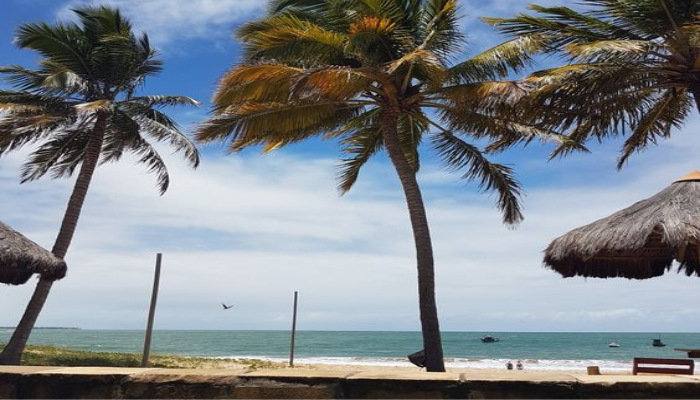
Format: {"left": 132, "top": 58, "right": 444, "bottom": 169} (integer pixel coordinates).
{"left": 0, "top": 0, "right": 699, "bottom": 333}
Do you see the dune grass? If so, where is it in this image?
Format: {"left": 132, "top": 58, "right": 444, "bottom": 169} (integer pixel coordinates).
{"left": 2, "top": 344, "right": 280, "bottom": 370}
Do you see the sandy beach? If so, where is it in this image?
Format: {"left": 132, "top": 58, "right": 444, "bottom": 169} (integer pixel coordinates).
{"left": 242, "top": 361, "right": 619, "bottom": 377}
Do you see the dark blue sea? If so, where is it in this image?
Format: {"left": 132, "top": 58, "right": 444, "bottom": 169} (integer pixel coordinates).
{"left": 2, "top": 329, "right": 697, "bottom": 372}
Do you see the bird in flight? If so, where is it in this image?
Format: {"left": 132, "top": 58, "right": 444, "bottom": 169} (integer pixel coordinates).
{"left": 222, "top": 303, "right": 234, "bottom": 310}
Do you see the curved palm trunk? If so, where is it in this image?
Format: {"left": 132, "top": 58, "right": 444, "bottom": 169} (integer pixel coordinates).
{"left": 0, "top": 115, "right": 107, "bottom": 365}
{"left": 381, "top": 107, "right": 445, "bottom": 373}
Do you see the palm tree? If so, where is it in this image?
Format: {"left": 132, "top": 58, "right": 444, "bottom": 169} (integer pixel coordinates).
{"left": 483, "top": 0, "right": 700, "bottom": 166}
{"left": 0, "top": 6, "right": 200, "bottom": 365}
{"left": 197, "top": 0, "right": 567, "bottom": 371}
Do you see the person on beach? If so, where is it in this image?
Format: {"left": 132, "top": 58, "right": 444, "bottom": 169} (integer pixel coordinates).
{"left": 506, "top": 361, "right": 513, "bottom": 370}
{"left": 516, "top": 360, "right": 524, "bottom": 370}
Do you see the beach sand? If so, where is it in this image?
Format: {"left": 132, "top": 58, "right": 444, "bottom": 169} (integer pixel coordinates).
{"left": 249, "top": 361, "right": 613, "bottom": 377}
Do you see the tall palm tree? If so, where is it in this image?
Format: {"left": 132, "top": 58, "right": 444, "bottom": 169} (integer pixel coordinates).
{"left": 483, "top": 0, "right": 700, "bottom": 166}
{"left": 0, "top": 6, "right": 199, "bottom": 365}
{"left": 197, "top": 0, "right": 567, "bottom": 371}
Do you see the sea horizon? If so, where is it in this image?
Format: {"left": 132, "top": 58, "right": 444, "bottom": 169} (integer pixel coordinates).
{"left": 2, "top": 329, "right": 697, "bottom": 373}
{"left": 9, "top": 327, "right": 699, "bottom": 333}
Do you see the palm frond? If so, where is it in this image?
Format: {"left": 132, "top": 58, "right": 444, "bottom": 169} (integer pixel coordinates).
{"left": 565, "top": 40, "right": 660, "bottom": 63}
{"left": 197, "top": 100, "right": 363, "bottom": 151}
{"left": 214, "top": 64, "right": 302, "bottom": 106}
{"left": 449, "top": 34, "right": 549, "bottom": 84}
{"left": 617, "top": 87, "right": 691, "bottom": 168}
{"left": 238, "top": 15, "right": 347, "bottom": 64}
{"left": 432, "top": 130, "right": 523, "bottom": 225}
{"left": 129, "top": 135, "right": 171, "bottom": 194}
{"left": 20, "top": 127, "right": 88, "bottom": 182}
{"left": 336, "top": 110, "right": 383, "bottom": 193}
{"left": 419, "top": 0, "right": 463, "bottom": 57}
{"left": 126, "top": 95, "right": 200, "bottom": 108}
{"left": 292, "top": 66, "right": 378, "bottom": 101}
{"left": 15, "top": 21, "right": 92, "bottom": 78}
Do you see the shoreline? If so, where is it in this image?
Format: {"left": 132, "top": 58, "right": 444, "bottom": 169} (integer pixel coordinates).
{"left": 8, "top": 343, "right": 694, "bottom": 375}
{"left": 212, "top": 355, "right": 634, "bottom": 374}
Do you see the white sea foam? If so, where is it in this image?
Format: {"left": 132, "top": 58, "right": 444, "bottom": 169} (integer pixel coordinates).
{"left": 213, "top": 356, "right": 632, "bottom": 372}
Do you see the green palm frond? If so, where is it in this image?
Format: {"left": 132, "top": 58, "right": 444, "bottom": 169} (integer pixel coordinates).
{"left": 419, "top": 0, "right": 462, "bottom": 57}
{"left": 432, "top": 130, "right": 523, "bottom": 226}
{"left": 617, "top": 87, "right": 691, "bottom": 168}
{"left": 0, "top": 115, "right": 71, "bottom": 156}
{"left": 1, "top": 66, "right": 52, "bottom": 93}
{"left": 238, "top": 15, "right": 348, "bottom": 64}
{"left": 2, "top": 5, "right": 199, "bottom": 194}
{"left": 449, "top": 34, "right": 549, "bottom": 84}
{"left": 130, "top": 135, "right": 171, "bottom": 194}
{"left": 135, "top": 115, "right": 200, "bottom": 168}
{"left": 336, "top": 110, "right": 383, "bottom": 193}
{"left": 15, "top": 22, "right": 92, "bottom": 79}
{"left": 20, "top": 127, "right": 88, "bottom": 182}
{"left": 99, "top": 110, "right": 140, "bottom": 164}
{"left": 484, "top": 0, "right": 700, "bottom": 164}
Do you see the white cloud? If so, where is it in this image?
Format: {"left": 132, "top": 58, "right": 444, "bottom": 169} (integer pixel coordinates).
{"left": 1, "top": 119, "right": 699, "bottom": 332}
{"left": 56, "top": 0, "right": 264, "bottom": 47}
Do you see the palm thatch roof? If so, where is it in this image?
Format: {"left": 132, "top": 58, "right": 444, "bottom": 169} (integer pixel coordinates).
{"left": 0, "top": 221, "right": 66, "bottom": 285}
{"left": 544, "top": 171, "right": 700, "bottom": 280}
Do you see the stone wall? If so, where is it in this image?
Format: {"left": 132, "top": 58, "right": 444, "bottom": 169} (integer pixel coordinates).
{"left": 2, "top": 366, "right": 700, "bottom": 399}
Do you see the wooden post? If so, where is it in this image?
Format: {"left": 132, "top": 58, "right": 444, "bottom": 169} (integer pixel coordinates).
{"left": 289, "top": 291, "right": 298, "bottom": 367}
{"left": 142, "top": 253, "right": 162, "bottom": 367}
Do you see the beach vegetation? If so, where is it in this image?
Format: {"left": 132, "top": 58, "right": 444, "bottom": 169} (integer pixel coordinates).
{"left": 0, "top": 6, "right": 200, "bottom": 365}
{"left": 1, "top": 344, "right": 280, "bottom": 370}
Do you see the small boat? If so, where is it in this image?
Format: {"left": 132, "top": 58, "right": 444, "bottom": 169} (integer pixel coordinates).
{"left": 653, "top": 338, "right": 666, "bottom": 347}
{"left": 608, "top": 342, "right": 620, "bottom": 348}
{"left": 481, "top": 335, "right": 500, "bottom": 343}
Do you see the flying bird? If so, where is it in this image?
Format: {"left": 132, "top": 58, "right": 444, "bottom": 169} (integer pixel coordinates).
{"left": 222, "top": 303, "right": 234, "bottom": 310}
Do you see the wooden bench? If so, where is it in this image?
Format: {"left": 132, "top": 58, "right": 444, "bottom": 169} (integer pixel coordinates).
{"left": 632, "top": 357, "right": 695, "bottom": 375}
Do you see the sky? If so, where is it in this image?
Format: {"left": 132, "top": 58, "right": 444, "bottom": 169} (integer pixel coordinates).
{"left": 0, "top": 0, "right": 698, "bottom": 333}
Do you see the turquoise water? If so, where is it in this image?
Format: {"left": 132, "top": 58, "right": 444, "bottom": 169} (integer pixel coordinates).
{"left": 2, "top": 329, "right": 697, "bottom": 371}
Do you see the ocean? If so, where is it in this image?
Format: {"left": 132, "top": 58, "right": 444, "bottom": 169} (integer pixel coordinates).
{"left": 1, "top": 329, "right": 697, "bottom": 372}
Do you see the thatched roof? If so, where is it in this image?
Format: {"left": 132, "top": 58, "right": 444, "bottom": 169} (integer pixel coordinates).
{"left": 0, "top": 221, "right": 66, "bottom": 285}
{"left": 544, "top": 171, "right": 700, "bottom": 280}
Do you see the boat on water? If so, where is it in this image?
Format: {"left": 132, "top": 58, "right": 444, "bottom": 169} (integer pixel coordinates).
{"left": 653, "top": 338, "right": 666, "bottom": 347}
{"left": 608, "top": 342, "right": 620, "bottom": 348}
{"left": 481, "top": 335, "right": 499, "bottom": 343}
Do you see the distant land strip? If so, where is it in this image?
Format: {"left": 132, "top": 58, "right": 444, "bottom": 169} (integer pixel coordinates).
{"left": 0, "top": 327, "right": 80, "bottom": 330}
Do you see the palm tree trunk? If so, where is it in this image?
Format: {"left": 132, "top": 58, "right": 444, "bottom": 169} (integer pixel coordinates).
{"left": 381, "top": 107, "right": 445, "bottom": 373}
{"left": 0, "top": 114, "right": 107, "bottom": 365}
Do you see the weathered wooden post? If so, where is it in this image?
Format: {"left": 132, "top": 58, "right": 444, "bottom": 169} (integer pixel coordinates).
{"left": 289, "top": 291, "right": 298, "bottom": 367}
{"left": 142, "top": 253, "right": 162, "bottom": 367}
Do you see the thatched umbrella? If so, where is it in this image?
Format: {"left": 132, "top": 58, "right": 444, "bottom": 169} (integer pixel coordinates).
{"left": 0, "top": 221, "right": 66, "bottom": 285}
{"left": 544, "top": 171, "right": 700, "bottom": 280}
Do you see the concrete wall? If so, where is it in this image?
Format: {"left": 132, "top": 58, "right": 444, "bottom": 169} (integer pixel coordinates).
{"left": 2, "top": 366, "right": 700, "bottom": 399}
